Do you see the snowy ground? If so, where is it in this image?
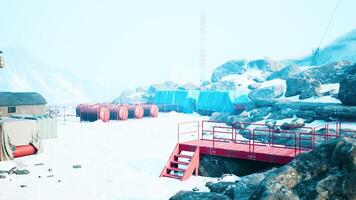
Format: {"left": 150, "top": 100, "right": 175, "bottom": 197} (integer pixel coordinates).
{"left": 0, "top": 112, "right": 219, "bottom": 200}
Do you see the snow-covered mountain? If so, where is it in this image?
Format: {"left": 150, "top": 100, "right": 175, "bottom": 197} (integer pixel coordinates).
{"left": 0, "top": 47, "right": 114, "bottom": 104}
{"left": 287, "top": 29, "right": 356, "bottom": 66}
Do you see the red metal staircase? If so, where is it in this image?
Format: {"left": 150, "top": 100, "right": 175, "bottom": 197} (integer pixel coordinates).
{"left": 160, "top": 144, "right": 200, "bottom": 181}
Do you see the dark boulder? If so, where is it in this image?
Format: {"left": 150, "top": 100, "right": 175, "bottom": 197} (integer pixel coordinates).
{"left": 285, "top": 77, "right": 321, "bottom": 99}
{"left": 280, "top": 118, "right": 305, "bottom": 130}
{"left": 250, "top": 137, "right": 356, "bottom": 200}
{"left": 169, "top": 191, "right": 230, "bottom": 200}
{"left": 226, "top": 115, "right": 251, "bottom": 129}
{"left": 295, "top": 61, "right": 355, "bottom": 84}
{"left": 249, "top": 107, "right": 272, "bottom": 122}
{"left": 248, "top": 85, "right": 285, "bottom": 101}
{"left": 209, "top": 112, "right": 230, "bottom": 122}
{"left": 338, "top": 75, "right": 356, "bottom": 106}
{"left": 199, "top": 155, "right": 278, "bottom": 178}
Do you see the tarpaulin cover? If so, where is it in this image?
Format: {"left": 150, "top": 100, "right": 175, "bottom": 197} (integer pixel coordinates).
{"left": 196, "top": 91, "right": 250, "bottom": 115}
{"left": 0, "top": 118, "right": 42, "bottom": 161}
{"left": 10, "top": 115, "right": 57, "bottom": 139}
{"left": 153, "top": 90, "right": 197, "bottom": 114}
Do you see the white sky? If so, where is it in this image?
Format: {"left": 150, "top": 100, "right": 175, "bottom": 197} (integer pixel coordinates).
{"left": 1, "top": 0, "right": 356, "bottom": 89}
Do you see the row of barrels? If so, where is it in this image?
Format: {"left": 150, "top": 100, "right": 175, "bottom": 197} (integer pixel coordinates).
{"left": 76, "top": 104, "right": 159, "bottom": 122}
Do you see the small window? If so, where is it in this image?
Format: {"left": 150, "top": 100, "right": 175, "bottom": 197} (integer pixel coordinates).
{"left": 8, "top": 106, "right": 16, "bottom": 113}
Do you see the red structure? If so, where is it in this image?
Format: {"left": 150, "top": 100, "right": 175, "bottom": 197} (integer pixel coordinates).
{"left": 13, "top": 144, "right": 37, "bottom": 158}
{"left": 160, "top": 120, "right": 342, "bottom": 181}
{"left": 77, "top": 103, "right": 158, "bottom": 122}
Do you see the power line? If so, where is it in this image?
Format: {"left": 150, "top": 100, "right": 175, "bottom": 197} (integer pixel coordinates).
{"left": 317, "top": 0, "right": 342, "bottom": 49}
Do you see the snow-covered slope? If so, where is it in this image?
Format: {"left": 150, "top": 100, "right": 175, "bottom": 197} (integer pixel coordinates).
{"left": 288, "top": 29, "right": 356, "bottom": 66}
{"left": 0, "top": 48, "right": 113, "bottom": 104}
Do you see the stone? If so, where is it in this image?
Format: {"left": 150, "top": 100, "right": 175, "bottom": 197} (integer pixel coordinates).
{"left": 73, "top": 165, "right": 82, "bottom": 169}
{"left": 199, "top": 155, "right": 278, "bottom": 178}
{"left": 285, "top": 77, "right": 322, "bottom": 99}
{"left": 248, "top": 85, "right": 285, "bottom": 101}
{"left": 14, "top": 169, "right": 30, "bottom": 175}
{"left": 169, "top": 191, "right": 230, "bottom": 200}
{"left": 211, "top": 59, "right": 247, "bottom": 82}
{"left": 247, "top": 58, "right": 282, "bottom": 72}
{"left": 280, "top": 118, "right": 305, "bottom": 130}
{"left": 209, "top": 112, "right": 230, "bottom": 122}
{"left": 338, "top": 75, "right": 356, "bottom": 106}
{"left": 267, "top": 64, "right": 303, "bottom": 80}
{"left": 250, "top": 137, "right": 356, "bottom": 200}
{"left": 249, "top": 107, "right": 272, "bottom": 122}
{"left": 296, "top": 61, "right": 355, "bottom": 84}
{"left": 226, "top": 115, "right": 251, "bottom": 129}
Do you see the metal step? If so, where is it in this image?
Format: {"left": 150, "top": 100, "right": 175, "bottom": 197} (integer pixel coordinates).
{"left": 162, "top": 173, "right": 182, "bottom": 179}
{"left": 171, "top": 160, "right": 189, "bottom": 165}
{"left": 167, "top": 167, "right": 185, "bottom": 172}
{"left": 175, "top": 154, "right": 192, "bottom": 159}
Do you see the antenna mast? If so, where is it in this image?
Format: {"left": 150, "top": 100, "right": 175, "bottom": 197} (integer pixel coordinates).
{"left": 200, "top": 11, "right": 206, "bottom": 82}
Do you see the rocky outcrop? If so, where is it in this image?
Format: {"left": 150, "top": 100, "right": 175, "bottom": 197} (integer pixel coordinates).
{"left": 250, "top": 137, "right": 356, "bottom": 200}
{"left": 267, "top": 65, "right": 302, "bottom": 81}
{"left": 285, "top": 77, "right": 322, "bottom": 99}
{"left": 248, "top": 85, "right": 285, "bottom": 101}
{"left": 251, "top": 99, "right": 356, "bottom": 122}
{"left": 210, "top": 112, "right": 230, "bottom": 122}
{"left": 210, "top": 80, "right": 239, "bottom": 90}
{"left": 211, "top": 60, "right": 247, "bottom": 82}
{"left": 295, "top": 61, "right": 355, "bottom": 84}
{"left": 247, "top": 58, "right": 282, "bottom": 72}
{"left": 199, "top": 155, "right": 278, "bottom": 178}
{"left": 169, "top": 191, "right": 231, "bottom": 200}
{"left": 338, "top": 75, "right": 356, "bottom": 106}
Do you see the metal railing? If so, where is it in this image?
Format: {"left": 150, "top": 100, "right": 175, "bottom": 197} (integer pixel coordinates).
{"left": 176, "top": 120, "right": 350, "bottom": 156}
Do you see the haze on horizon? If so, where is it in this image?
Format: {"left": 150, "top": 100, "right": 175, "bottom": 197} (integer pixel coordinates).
{"left": 1, "top": 0, "right": 356, "bottom": 89}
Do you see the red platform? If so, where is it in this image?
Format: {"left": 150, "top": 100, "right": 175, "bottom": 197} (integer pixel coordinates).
{"left": 160, "top": 120, "right": 342, "bottom": 181}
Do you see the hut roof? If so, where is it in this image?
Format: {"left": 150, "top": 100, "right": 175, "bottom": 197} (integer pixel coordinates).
{"left": 0, "top": 92, "right": 47, "bottom": 106}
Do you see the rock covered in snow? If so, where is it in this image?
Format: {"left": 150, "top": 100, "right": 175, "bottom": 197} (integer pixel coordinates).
{"left": 267, "top": 64, "right": 303, "bottom": 80}
{"left": 285, "top": 77, "right": 322, "bottom": 99}
{"left": 247, "top": 58, "right": 282, "bottom": 72}
{"left": 295, "top": 61, "right": 354, "bottom": 84}
{"left": 211, "top": 60, "right": 247, "bottom": 82}
{"left": 210, "top": 80, "right": 240, "bottom": 90}
{"left": 248, "top": 85, "right": 284, "bottom": 101}
{"left": 248, "top": 79, "right": 286, "bottom": 101}
{"left": 338, "top": 74, "right": 356, "bottom": 106}
{"left": 250, "top": 137, "right": 356, "bottom": 200}
{"left": 280, "top": 118, "right": 305, "bottom": 130}
{"left": 209, "top": 112, "right": 230, "bottom": 122}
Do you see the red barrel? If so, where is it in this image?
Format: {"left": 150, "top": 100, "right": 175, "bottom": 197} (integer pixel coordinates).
{"left": 13, "top": 144, "right": 37, "bottom": 158}
{"left": 118, "top": 106, "right": 129, "bottom": 120}
{"left": 127, "top": 105, "right": 144, "bottom": 119}
{"left": 143, "top": 105, "right": 159, "bottom": 117}
{"left": 80, "top": 104, "right": 100, "bottom": 122}
{"left": 99, "top": 107, "right": 110, "bottom": 122}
